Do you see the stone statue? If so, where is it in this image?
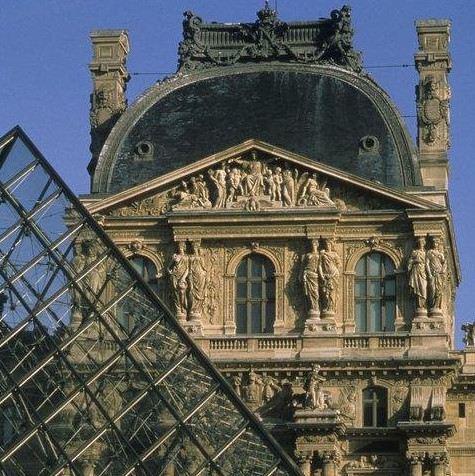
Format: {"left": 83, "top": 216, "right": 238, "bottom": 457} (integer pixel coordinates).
{"left": 188, "top": 241, "right": 207, "bottom": 319}
{"left": 301, "top": 240, "right": 320, "bottom": 318}
{"left": 318, "top": 239, "right": 341, "bottom": 314}
{"left": 243, "top": 370, "right": 263, "bottom": 405}
{"left": 426, "top": 236, "right": 446, "bottom": 311}
{"left": 303, "top": 364, "right": 326, "bottom": 410}
{"left": 208, "top": 164, "right": 227, "bottom": 208}
{"left": 231, "top": 151, "right": 265, "bottom": 196}
{"left": 226, "top": 167, "right": 242, "bottom": 203}
{"left": 167, "top": 241, "right": 189, "bottom": 320}
{"left": 282, "top": 169, "right": 297, "bottom": 206}
{"left": 462, "top": 321, "right": 475, "bottom": 347}
{"left": 297, "top": 173, "right": 334, "bottom": 207}
{"left": 189, "top": 175, "right": 211, "bottom": 208}
{"left": 407, "top": 236, "right": 428, "bottom": 310}
{"left": 84, "top": 240, "right": 106, "bottom": 299}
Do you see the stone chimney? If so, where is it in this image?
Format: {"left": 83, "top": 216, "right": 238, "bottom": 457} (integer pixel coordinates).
{"left": 414, "top": 20, "right": 451, "bottom": 190}
{"left": 88, "top": 30, "right": 130, "bottom": 178}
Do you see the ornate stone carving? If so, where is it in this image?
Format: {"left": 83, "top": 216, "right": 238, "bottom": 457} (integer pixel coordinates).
{"left": 408, "top": 236, "right": 428, "bottom": 312}
{"left": 319, "top": 238, "right": 341, "bottom": 315}
{"left": 417, "top": 75, "right": 449, "bottom": 145}
{"left": 338, "top": 386, "right": 356, "bottom": 424}
{"left": 426, "top": 235, "right": 446, "bottom": 314}
{"left": 303, "top": 364, "right": 326, "bottom": 410}
{"left": 301, "top": 240, "right": 321, "bottom": 319}
{"left": 166, "top": 240, "right": 209, "bottom": 322}
{"left": 167, "top": 241, "right": 189, "bottom": 320}
{"left": 178, "top": 4, "right": 362, "bottom": 73}
{"left": 461, "top": 320, "right": 475, "bottom": 347}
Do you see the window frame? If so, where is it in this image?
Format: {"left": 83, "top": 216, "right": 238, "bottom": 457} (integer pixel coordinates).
{"left": 235, "top": 254, "right": 275, "bottom": 334}
{"left": 362, "top": 387, "right": 388, "bottom": 428}
{"left": 354, "top": 252, "right": 396, "bottom": 333}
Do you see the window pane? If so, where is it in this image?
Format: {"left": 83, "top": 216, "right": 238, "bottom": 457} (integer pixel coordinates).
{"left": 384, "top": 301, "right": 395, "bottom": 331}
{"left": 363, "top": 403, "right": 373, "bottom": 427}
{"left": 382, "top": 257, "right": 395, "bottom": 276}
{"left": 236, "top": 303, "right": 247, "bottom": 333}
{"left": 370, "top": 300, "right": 381, "bottom": 332}
{"left": 237, "top": 282, "right": 247, "bottom": 298}
{"left": 369, "top": 280, "right": 381, "bottom": 297}
{"left": 384, "top": 277, "right": 395, "bottom": 296}
{"left": 236, "top": 260, "right": 247, "bottom": 277}
{"left": 355, "top": 258, "right": 366, "bottom": 276}
{"left": 355, "top": 280, "right": 366, "bottom": 297}
{"left": 355, "top": 301, "right": 366, "bottom": 332}
{"left": 251, "top": 258, "right": 263, "bottom": 277}
{"left": 251, "top": 282, "right": 262, "bottom": 299}
{"left": 368, "top": 253, "right": 381, "bottom": 276}
{"left": 251, "top": 303, "right": 262, "bottom": 333}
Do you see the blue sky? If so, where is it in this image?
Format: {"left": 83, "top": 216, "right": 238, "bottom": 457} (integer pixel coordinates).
{"left": 2, "top": 0, "right": 474, "bottom": 348}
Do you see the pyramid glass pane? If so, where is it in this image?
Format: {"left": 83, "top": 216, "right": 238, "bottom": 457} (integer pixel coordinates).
{"left": 0, "top": 127, "right": 301, "bottom": 476}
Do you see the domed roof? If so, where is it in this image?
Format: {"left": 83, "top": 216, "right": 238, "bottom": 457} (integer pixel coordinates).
{"left": 92, "top": 6, "right": 419, "bottom": 194}
{"left": 93, "top": 64, "right": 419, "bottom": 194}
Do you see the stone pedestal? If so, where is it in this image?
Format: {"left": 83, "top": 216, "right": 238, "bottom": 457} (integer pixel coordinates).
{"left": 304, "top": 317, "right": 336, "bottom": 334}
{"left": 182, "top": 319, "right": 204, "bottom": 336}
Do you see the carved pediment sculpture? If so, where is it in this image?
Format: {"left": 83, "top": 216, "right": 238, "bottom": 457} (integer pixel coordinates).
{"left": 98, "top": 142, "right": 437, "bottom": 219}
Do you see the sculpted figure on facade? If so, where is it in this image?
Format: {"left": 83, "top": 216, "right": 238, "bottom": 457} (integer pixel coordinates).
{"left": 231, "top": 151, "right": 265, "bottom": 196}
{"left": 301, "top": 240, "right": 320, "bottom": 318}
{"left": 208, "top": 164, "right": 227, "bottom": 208}
{"left": 167, "top": 241, "right": 189, "bottom": 320}
{"left": 426, "top": 236, "right": 446, "bottom": 312}
{"left": 83, "top": 240, "right": 107, "bottom": 302}
{"left": 462, "top": 321, "right": 475, "bottom": 347}
{"left": 243, "top": 370, "right": 263, "bottom": 406}
{"left": 282, "top": 169, "right": 298, "bottom": 206}
{"left": 297, "top": 173, "right": 334, "bottom": 207}
{"left": 303, "top": 364, "right": 326, "bottom": 410}
{"left": 226, "top": 167, "right": 243, "bottom": 203}
{"left": 188, "top": 241, "right": 208, "bottom": 319}
{"left": 407, "top": 236, "right": 428, "bottom": 312}
{"left": 318, "top": 239, "right": 341, "bottom": 315}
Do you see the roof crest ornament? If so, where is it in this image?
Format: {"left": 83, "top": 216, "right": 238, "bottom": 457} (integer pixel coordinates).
{"left": 177, "top": 4, "right": 362, "bottom": 73}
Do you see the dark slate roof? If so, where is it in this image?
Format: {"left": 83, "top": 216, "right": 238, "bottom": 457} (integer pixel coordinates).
{"left": 93, "top": 65, "right": 419, "bottom": 194}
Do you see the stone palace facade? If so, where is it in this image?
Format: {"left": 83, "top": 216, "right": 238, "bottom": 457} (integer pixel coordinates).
{"left": 78, "top": 4, "right": 475, "bottom": 476}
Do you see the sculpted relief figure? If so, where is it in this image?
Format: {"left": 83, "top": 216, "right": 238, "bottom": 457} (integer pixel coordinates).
{"left": 407, "top": 236, "right": 428, "bottom": 312}
{"left": 167, "top": 241, "right": 189, "bottom": 320}
{"left": 301, "top": 240, "right": 320, "bottom": 318}
{"left": 188, "top": 241, "right": 207, "bottom": 319}
{"left": 426, "top": 236, "right": 446, "bottom": 312}
{"left": 231, "top": 151, "right": 265, "bottom": 196}
{"left": 208, "top": 164, "right": 227, "bottom": 208}
{"left": 318, "top": 239, "right": 341, "bottom": 315}
{"left": 304, "top": 364, "right": 326, "bottom": 410}
{"left": 297, "top": 173, "right": 334, "bottom": 207}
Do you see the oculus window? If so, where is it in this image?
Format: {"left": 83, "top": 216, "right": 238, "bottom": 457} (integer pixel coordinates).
{"left": 235, "top": 254, "right": 275, "bottom": 334}
{"left": 355, "top": 252, "right": 396, "bottom": 333}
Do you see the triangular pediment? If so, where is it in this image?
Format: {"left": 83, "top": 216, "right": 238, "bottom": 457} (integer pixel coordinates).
{"left": 86, "top": 139, "right": 440, "bottom": 217}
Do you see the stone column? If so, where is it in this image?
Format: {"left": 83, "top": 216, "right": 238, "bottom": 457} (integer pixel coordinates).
{"left": 414, "top": 20, "right": 451, "bottom": 190}
{"left": 319, "top": 451, "right": 339, "bottom": 476}
{"left": 430, "top": 453, "right": 448, "bottom": 476}
{"left": 295, "top": 451, "right": 312, "bottom": 476}
{"left": 407, "top": 453, "right": 424, "bottom": 476}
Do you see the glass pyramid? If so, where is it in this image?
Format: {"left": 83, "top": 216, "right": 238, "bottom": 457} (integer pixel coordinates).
{"left": 0, "top": 127, "right": 302, "bottom": 476}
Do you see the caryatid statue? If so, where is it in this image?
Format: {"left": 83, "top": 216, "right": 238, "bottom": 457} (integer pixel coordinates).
{"left": 318, "top": 239, "right": 341, "bottom": 315}
{"left": 407, "top": 236, "right": 428, "bottom": 312}
{"left": 167, "top": 241, "right": 189, "bottom": 320}
{"left": 426, "top": 236, "right": 446, "bottom": 312}
{"left": 301, "top": 240, "right": 320, "bottom": 318}
{"left": 188, "top": 241, "right": 207, "bottom": 320}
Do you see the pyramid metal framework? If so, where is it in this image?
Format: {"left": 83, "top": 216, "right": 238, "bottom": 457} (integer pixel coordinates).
{"left": 0, "top": 127, "right": 302, "bottom": 476}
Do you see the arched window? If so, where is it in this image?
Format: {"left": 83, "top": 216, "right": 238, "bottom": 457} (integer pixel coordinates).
{"left": 363, "top": 387, "right": 388, "bottom": 427}
{"left": 355, "top": 252, "right": 396, "bottom": 333}
{"left": 235, "top": 254, "right": 275, "bottom": 334}
{"left": 129, "top": 256, "right": 159, "bottom": 292}
{"left": 119, "top": 256, "right": 159, "bottom": 332}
